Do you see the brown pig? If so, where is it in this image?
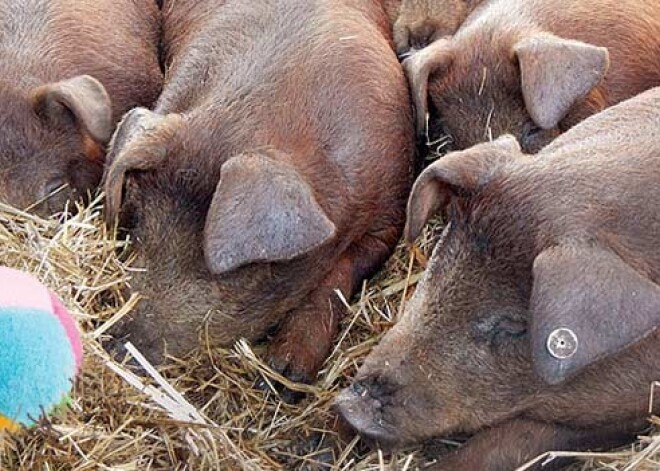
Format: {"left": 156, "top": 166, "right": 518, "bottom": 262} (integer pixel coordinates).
{"left": 384, "top": 0, "right": 484, "bottom": 56}
{"left": 103, "top": 0, "right": 414, "bottom": 389}
{"left": 405, "top": 0, "right": 660, "bottom": 153}
{"left": 0, "top": 0, "right": 162, "bottom": 215}
{"left": 336, "top": 86, "right": 660, "bottom": 470}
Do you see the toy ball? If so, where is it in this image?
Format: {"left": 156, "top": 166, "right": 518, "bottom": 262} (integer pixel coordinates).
{"left": 0, "top": 267, "right": 83, "bottom": 431}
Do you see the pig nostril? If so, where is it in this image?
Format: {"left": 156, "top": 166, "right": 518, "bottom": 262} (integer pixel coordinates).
{"left": 372, "top": 398, "right": 383, "bottom": 410}
{"left": 349, "top": 381, "right": 386, "bottom": 411}
{"left": 410, "top": 23, "right": 435, "bottom": 50}
{"left": 352, "top": 381, "right": 368, "bottom": 397}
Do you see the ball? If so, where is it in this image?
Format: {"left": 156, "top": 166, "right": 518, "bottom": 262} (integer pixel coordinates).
{"left": 0, "top": 267, "right": 83, "bottom": 431}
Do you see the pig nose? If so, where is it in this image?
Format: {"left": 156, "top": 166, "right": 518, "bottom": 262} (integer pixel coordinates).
{"left": 349, "top": 380, "right": 383, "bottom": 408}
{"left": 409, "top": 22, "right": 436, "bottom": 50}
{"left": 351, "top": 380, "right": 367, "bottom": 396}
{"left": 334, "top": 379, "right": 383, "bottom": 416}
{"left": 334, "top": 381, "right": 399, "bottom": 447}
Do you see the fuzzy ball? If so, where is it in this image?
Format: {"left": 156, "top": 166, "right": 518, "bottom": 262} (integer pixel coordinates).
{"left": 0, "top": 268, "right": 83, "bottom": 430}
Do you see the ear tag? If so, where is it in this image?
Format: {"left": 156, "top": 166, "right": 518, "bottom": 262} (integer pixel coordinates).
{"left": 546, "top": 328, "right": 579, "bottom": 360}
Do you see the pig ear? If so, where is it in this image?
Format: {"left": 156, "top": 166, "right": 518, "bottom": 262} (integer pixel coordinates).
{"left": 103, "top": 109, "right": 180, "bottom": 225}
{"left": 514, "top": 34, "right": 609, "bottom": 130}
{"left": 30, "top": 75, "right": 113, "bottom": 148}
{"left": 405, "top": 135, "right": 521, "bottom": 241}
{"left": 530, "top": 244, "right": 660, "bottom": 385}
{"left": 204, "top": 152, "right": 336, "bottom": 274}
{"left": 402, "top": 38, "right": 454, "bottom": 138}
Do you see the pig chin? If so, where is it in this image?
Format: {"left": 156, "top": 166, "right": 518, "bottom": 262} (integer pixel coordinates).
{"left": 334, "top": 386, "right": 403, "bottom": 448}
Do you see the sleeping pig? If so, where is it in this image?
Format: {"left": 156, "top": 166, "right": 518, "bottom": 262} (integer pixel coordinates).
{"left": 336, "top": 86, "right": 660, "bottom": 470}
{"left": 104, "top": 0, "right": 414, "bottom": 388}
{"left": 0, "top": 0, "right": 161, "bottom": 215}
{"left": 405, "top": 0, "right": 660, "bottom": 152}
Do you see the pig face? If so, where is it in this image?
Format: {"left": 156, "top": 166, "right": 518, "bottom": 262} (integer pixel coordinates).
{"left": 0, "top": 75, "right": 112, "bottom": 215}
{"left": 391, "top": 0, "right": 480, "bottom": 55}
{"left": 336, "top": 138, "right": 536, "bottom": 446}
{"left": 336, "top": 135, "right": 660, "bottom": 447}
{"left": 404, "top": 29, "right": 609, "bottom": 152}
{"left": 336, "top": 221, "right": 537, "bottom": 446}
{"left": 104, "top": 109, "right": 338, "bottom": 362}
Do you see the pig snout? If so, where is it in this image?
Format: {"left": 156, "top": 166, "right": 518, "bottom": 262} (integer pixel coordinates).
{"left": 409, "top": 21, "right": 438, "bottom": 50}
{"left": 395, "top": 19, "right": 445, "bottom": 57}
{"left": 105, "top": 298, "right": 167, "bottom": 363}
{"left": 334, "top": 376, "right": 402, "bottom": 447}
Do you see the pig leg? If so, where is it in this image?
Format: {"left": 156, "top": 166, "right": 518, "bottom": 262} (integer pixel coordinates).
{"left": 266, "top": 256, "right": 353, "bottom": 386}
{"left": 266, "top": 232, "right": 397, "bottom": 393}
{"left": 425, "top": 418, "right": 636, "bottom": 471}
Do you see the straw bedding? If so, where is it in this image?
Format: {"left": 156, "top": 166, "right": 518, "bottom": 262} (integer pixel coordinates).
{"left": 0, "top": 196, "right": 657, "bottom": 471}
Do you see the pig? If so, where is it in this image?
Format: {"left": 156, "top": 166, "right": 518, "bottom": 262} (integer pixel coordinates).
{"left": 0, "top": 0, "right": 162, "bottom": 215}
{"left": 103, "top": 0, "right": 414, "bottom": 390}
{"left": 404, "top": 0, "right": 660, "bottom": 153}
{"left": 384, "top": 0, "right": 484, "bottom": 56}
{"left": 335, "top": 86, "right": 660, "bottom": 470}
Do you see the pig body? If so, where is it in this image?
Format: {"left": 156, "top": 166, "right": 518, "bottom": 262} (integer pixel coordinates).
{"left": 0, "top": 0, "right": 162, "bottom": 214}
{"left": 337, "top": 87, "right": 660, "bottom": 470}
{"left": 405, "top": 0, "right": 660, "bottom": 152}
{"left": 104, "top": 0, "right": 414, "bottom": 386}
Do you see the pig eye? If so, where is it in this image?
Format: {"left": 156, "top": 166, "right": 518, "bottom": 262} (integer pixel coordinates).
{"left": 521, "top": 123, "right": 559, "bottom": 153}
{"left": 472, "top": 314, "right": 527, "bottom": 344}
{"left": 42, "top": 178, "right": 71, "bottom": 214}
{"left": 521, "top": 123, "right": 543, "bottom": 147}
{"left": 493, "top": 316, "right": 527, "bottom": 339}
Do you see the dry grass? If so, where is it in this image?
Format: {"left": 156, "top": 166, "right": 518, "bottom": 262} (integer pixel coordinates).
{"left": 0, "top": 198, "right": 657, "bottom": 471}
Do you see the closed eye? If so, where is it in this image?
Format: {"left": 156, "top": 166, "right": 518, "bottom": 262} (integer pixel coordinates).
{"left": 493, "top": 316, "right": 527, "bottom": 339}
{"left": 521, "top": 122, "right": 560, "bottom": 153}
{"left": 472, "top": 313, "right": 527, "bottom": 344}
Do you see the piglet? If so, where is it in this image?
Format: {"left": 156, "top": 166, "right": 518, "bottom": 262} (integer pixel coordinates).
{"left": 405, "top": 0, "right": 660, "bottom": 152}
{"left": 103, "top": 0, "right": 414, "bottom": 391}
{"left": 336, "top": 86, "right": 660, "bottom": 470}
{"left": 0, "top": 0, "right": 162, "bottom": 215}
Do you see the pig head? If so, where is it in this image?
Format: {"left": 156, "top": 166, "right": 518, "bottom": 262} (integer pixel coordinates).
{"left": 337, "top": 88, "right": 660, "bottom": 469}
{"left": 0, "top": 76, "right": 113, "bottom": 214}
{"left": 106, "top": 116, "right": 340, "bottom": 363}
{"left": 404, "top": 0, "right": 660, "bottom": 152}
{"left": 104, "top": 0, "right": 414, "bottom": 386}
{"left": 0, "top": 0, "right": 161, "bottom": 215}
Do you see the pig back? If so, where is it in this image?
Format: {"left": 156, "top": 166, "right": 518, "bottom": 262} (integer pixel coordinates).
{"left": 534, "top": 87, "right": 660, "bottom": 281}
{"left": 538, "top": 0, "right": 660, "bottom": 106}
{"left": 474, "top": 0, "right": 660, "bottom": 106}
{"left": 0, "top": 0, "right": 162, "bottom": 120}
{"left": 159, "top": 0, "right": 414, "bottom": 238}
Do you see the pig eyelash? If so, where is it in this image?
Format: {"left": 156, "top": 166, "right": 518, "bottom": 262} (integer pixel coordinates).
{"left": 492, "top": 318, "right": 528, "bottom": 345}
{"left": 472, "top": 314, "right": 527, "bottom": 344}
{"left": 494, "top": 321, "right": 527, "bottom": 340}
{"left": 522, "top": 123, "right": 543, "bottom": 138}
{"left": 521, "top": 122, "right": 543, "bottom": 145}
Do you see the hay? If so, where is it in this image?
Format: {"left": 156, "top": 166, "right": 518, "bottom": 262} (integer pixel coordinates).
{"left": 0, "top": 198, "right": 657, "bottom": 471}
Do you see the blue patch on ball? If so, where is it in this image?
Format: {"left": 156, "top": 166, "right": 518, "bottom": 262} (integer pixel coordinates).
{"left": 0, "top": 307, "right": 76, "bottom": 426}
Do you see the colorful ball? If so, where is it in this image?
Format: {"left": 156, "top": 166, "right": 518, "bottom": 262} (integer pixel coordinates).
{"left": 0, "top": 267, "right": 82, "bottom": 430}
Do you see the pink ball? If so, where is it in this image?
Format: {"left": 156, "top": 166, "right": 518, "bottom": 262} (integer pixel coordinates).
{"left": 0, "top": 268, "right": 83, "bottom": 429}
